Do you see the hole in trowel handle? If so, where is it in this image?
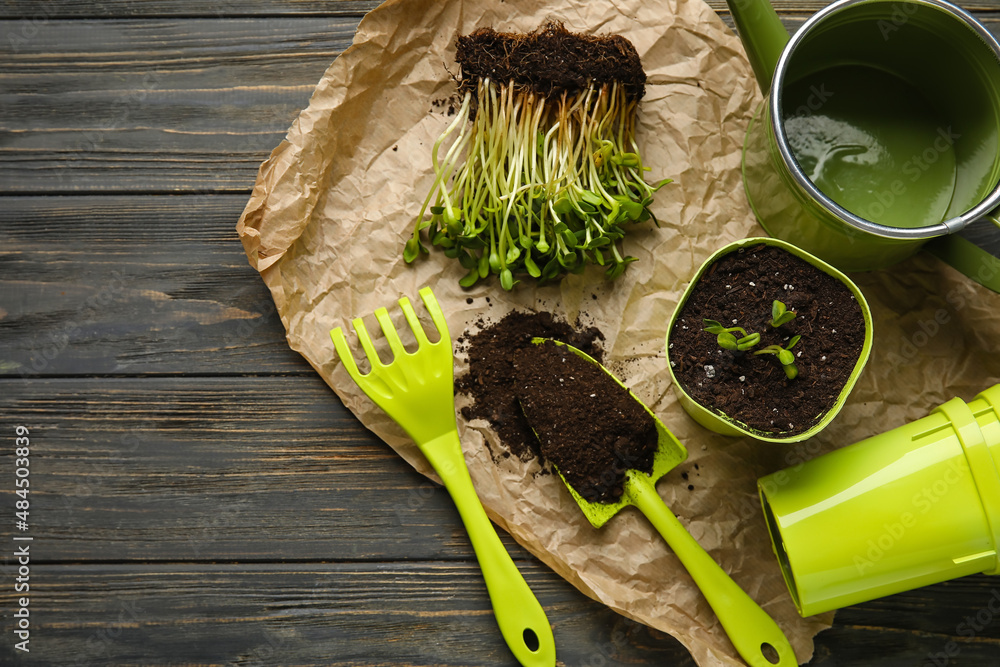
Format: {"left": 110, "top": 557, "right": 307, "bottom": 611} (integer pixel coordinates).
{"left": 523, "top": 628, "right": 540, "bottom": 652}
{"left": 761, "top": 642, "right": 780, "bottom": 664}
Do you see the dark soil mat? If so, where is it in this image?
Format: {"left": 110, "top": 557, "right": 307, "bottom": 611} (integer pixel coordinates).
{"left": 456, "top": 21, "right": 646, "bottom": 103}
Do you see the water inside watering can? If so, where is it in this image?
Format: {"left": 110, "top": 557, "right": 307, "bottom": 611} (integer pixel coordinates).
{"left": 782, "top": 64, "right": 957, "bottom": 229}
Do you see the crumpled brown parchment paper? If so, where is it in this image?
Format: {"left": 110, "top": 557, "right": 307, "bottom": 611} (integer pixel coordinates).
{"left": 236, "top": 0, "right": 1000, "bottom": 664}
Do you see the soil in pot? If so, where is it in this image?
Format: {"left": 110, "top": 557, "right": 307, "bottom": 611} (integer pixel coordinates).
{"left": 456, "top": 309, "right": 606, "bottom": 461}
{"left": 512, "top": 340, "right": 658, "bottom": 503}
{"left": 668, "top": 244, "right": 866, "bottom": 436}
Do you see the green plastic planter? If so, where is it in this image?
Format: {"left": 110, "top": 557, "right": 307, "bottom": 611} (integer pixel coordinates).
{"left": 759, "top": 385, "right": 1000, "bottom": 617}
{"left": 664, "top": 237, "right": 874, "bottom": 443}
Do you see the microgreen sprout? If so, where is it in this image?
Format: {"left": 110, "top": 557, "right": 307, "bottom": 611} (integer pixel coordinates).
{"left": 406, "top": 76, "right": 671, "bottom": 290}
{"left": 754, "top": 335, "right": 802, "bottom": 379}
{"left": 769, "top": 300, "right": 797, "bottom": 328}
{"left": 703, "top": 319, "right": 761, "bottom": 352}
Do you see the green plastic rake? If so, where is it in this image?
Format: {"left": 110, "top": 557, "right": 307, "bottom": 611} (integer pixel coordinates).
{"left": 330, "top": 287, "right": 555, "bottom": 667}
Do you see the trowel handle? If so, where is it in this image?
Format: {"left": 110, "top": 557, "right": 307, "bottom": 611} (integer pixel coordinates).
{"left": 631, "top": 476, "right": 797, "bottom": 667}
{"left": 422, "top": 431, "right": 556, "bottom": 667}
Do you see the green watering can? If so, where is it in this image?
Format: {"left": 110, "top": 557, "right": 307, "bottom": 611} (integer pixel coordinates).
{"left": 729, "top": 0, "right": 1000, "bottom": 292}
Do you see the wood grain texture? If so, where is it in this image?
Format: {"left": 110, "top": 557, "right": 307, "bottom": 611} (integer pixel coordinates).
{"left": 0, "top": 563, "right": 695, "bottom": 666}
{"left": 2, "top": 375, "right": 1000, "bottom": 665}
{"left": 4, "top": 11, "right": 1000, "bottom": 198}
{"left": 3, "top": 2, "right": 1000, "bottom": 666}
{"left": 0, "top": 376, "right": 497, "bottom": 562}
{"left": 0, "top": 195, "right": 310, "bottom": 376}
{"left": 814, "top": 577, "right": 1000, "bottom": 666}
{"left": 0, "top": 563, "right": 996, "bottom": 665}
{"left": 0, "top": 18, "right": 352, "bottom": 193}
{"left": 0, "top": 1, "right": 384, "bottom": 18}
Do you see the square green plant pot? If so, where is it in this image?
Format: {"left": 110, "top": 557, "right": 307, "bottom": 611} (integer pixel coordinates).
{"left": 664, "top": 237, "right": 874, "bottom": 443}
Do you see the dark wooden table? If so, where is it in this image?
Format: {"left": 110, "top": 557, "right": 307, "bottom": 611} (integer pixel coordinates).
{"left": 3, "top": 1, "right": 1000, "bottom": 665}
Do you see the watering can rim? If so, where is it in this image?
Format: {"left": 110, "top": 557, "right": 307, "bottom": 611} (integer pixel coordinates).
{"left": 760, "top": 0, "right": 1000, "bottom": 240}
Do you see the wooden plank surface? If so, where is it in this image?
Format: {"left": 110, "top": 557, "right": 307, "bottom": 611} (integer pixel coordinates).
{"left": 0, "top": 563, "right": 997, "bottom": 664}
{"left": 0, "top": 376, "right": 492, "bottom": 561}
{"left": 0, "top": 18, "right": 350, "bottom": 193}
{"left": 0, "top": 1, "right": 384, "bottom": 17}
{"left": 3, "top": 374, "right": 1000, "bottom": 662}
{"left": 0, "top": 195, "right": 308, "bottom": 376}
{"left": 0, "top": 563, "right": 696, "bottom": 666}
{"left": 3, "top": 0, "right": 1000, "bottom": 665}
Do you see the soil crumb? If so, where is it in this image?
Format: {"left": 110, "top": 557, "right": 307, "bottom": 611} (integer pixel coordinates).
{"left": 514, "top": 340, "right": 657, "bottom": 503}
{"left": 456, "top": 310, "right": 604, "bottom": 460}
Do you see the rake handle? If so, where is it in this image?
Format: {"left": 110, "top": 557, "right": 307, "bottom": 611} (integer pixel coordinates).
{"left": 422, "top": 431, "right": 556, "bottom": 667}
{"left": 630, "top": 475, "right": 797, "bottom": 667}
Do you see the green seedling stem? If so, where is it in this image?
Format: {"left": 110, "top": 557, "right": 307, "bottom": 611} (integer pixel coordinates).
{"left": 754, "top": 335, "right": 802, "bottom": 379}
{"left": 407, "top": 78, "right": 671, "bottom": 289}
{"left": 703, "top": 319, "right": 761, "bottom": 352}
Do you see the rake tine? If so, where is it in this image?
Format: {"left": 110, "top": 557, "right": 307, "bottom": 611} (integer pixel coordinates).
{"left": 351, "top": 317, "right": 383, "bottom": 369}
{"left": 374, "top": 306, "right": 408, "bottom": 359}
{"left": 417, "top": 286, "right": 449, "bottom": 346}
{"left": 398, "top": 297, "right": 430, "bottom": 348}
{"left": 330, "top": 327, "right": 365, "bottom": 382}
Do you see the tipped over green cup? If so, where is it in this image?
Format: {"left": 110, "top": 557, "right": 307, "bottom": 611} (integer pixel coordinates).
{"left": 759, "top": 385, "right": 1000, "bottom": 617}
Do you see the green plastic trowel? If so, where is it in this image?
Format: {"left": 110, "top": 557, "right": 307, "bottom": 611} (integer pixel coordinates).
{"left": 520, "top": 339, "right": 797, "bottom": 667}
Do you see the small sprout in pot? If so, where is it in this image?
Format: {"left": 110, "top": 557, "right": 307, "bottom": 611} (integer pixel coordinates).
{"left": 703, "top": 319, "right": 760, "bottom": 352}
{"left": 754, "top": 335, "right": 802, "bottom": 379}
{"left": 769, "top": 300, "right": 797, "bottom": 328}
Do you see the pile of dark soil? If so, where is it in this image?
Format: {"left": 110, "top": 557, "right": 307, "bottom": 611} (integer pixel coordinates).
{"left": 668, "top": 244, "right": 866, "bottom": 436}
{"left": 456, "top": 310, "right": 604, "bottom": 460}
{"left": 514, "top": 340, "right": 658, "bottom": 503}
{"left": 455, "top": 21, "right": 646, "bottom": 103}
